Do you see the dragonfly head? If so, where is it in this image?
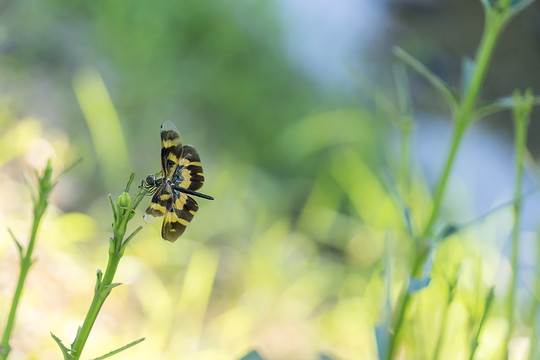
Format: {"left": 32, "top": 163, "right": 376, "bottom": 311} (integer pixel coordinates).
{"left": 145, "top": 174, "right": 156, "bottom": 186}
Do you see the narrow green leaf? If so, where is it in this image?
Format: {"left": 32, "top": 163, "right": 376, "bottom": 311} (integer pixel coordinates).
{"left": 437, "top": 185, "right": 539, "bottom": 240}
{"left": 121, "top": 226, "right": 143, "bottom": 252}
{"left": 90, "top": 337, "right": 145, "bottom": 360}
{"left": 379, "top": 170, "right": 416, "bottom": 238}
{"left": 393, "top": 63, "right": 412, "bottom": 117}
{"left": 102, "top": 283, "right": 122, "bottom": 293}
{"left": 56, "top": 157, "right": 83, "bottom": 180}
{"left": 73, "top": 68, "right": 130, "bottom": 189}
{"left": 95, "top": 269, "right": 103, "bottom": 293}
{"left": 469, "top": 287, "right": 495, "bottom": 360}
{"left": 108, "top": 194, "right": 117, "bottom": 223}
{"left": 22, "top": 171, "right": 36, "bottom": 204}
{"left": 49, "top": 158, "right": 83, "bottom": 192}
{"left": 51, "top": 332, "right": 75, "bottom": 360}
{"left": 393, "top": 46, "right": 459, "bottom": 113}
{"left": 7, "top": 228, "right": 23, "bottom": 260}
{"left": 71, "top": 327, "right": 82, "bottom": 350}
{"left": 375, "top": 233, "right": 393, "bottom": 360}
{"left": 474, "top": 96, "right": 516, "bottom": 119}
{"left": 124, "top": 173, "right": 135, "bottom": 193}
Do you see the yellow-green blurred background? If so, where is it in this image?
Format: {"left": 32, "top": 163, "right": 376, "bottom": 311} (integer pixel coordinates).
{"left": 1, "top": 1, "right": 540, "bottom": 359}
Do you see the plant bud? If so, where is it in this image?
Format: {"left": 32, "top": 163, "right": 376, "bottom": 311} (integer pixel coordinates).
{"left": 118, "top": 192, "right": 131, "bottom": 208}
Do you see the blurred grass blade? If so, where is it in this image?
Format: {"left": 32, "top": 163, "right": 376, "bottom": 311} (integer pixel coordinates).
{"left": 469, "top": 287, "right": 495, "bottom": 360}
{"left": 392, "top": 63, "right": 415, "bottom": 200}
{"left": 90, "top": 337, "right": 145, "bottom": 360}
{"left": 473, "top": 95, "right": 540, "bottom": 119}
{"left": 437, "top": 185, "right": 539, "bottom": 240}
{"left": 393, "top": 63, "right": 412, "bottom": 117}
{"left": 73, "top": 68, "right": 130, "bottom": 188}
{"left": 175, "top": 247, "right": 219, "bottom": 353}
{"left": 393, "top": 46, "right": 459, "bottom": 113}
{"left": 375, "top": 233, "right": 393, "bottom": 360}
{"left": 50, "top": 333, "right": 74, "bottom": 360}
{"left": 380, "top": 169, "right": 415, "bottom": 238}
{"left": 504, "top": 88, "right": 533, "bottom": 357}
{"left": 433, "top": 268, "right": 460, "bottom": 360}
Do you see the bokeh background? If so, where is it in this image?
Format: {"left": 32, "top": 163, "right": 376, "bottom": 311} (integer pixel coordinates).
{"left": 1, "top": 0, "right": 540, "bottom": 359}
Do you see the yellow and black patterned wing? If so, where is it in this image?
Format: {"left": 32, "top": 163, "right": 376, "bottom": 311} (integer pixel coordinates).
{"left": 161, "top": 192, "right": 199, "bottom": 242}
{"left": 144, "top": 183, "right": 174, "bottom": 221}
{"left": 176, "top": 145, "right": 205, "bottom": 191}
{"left": 160, "top": 121, "right": 183, "bottom": 179}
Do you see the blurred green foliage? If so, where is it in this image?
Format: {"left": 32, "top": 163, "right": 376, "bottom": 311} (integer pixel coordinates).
{"left": 0, "top": 0, "right": 537, "bottom": 360}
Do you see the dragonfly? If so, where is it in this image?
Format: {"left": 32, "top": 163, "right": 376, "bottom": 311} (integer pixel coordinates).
{"left": 143, "top": 121, "right": 214, "bottom": 242}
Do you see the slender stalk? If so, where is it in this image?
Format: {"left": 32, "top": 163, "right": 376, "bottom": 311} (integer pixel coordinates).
{"left": 469, "top": 287, "right": 495, "bottom": 360}
{"left": 70, "top": 183, "right": 145, "bottom": 360}
{"left": 393, "top": 63, "right": 414, "bottom": 202}
{"left": 70, "top": 252, "right": 123, "bottom": 358}
{"left": 503, "top": 90, "right": 532, "bottom": 358}
{"left": 0, "top": 161, "right": 55, "bottom": 360}
{"left": 387, "top": 5, "right": 519, "bottom": 359}
{"left": 386, "top": 288, "right": 411, "bottom": 360}
{"left": 530, "top": 212, "right": 540, "bottom": 360}
{"left": 433, "top": 272, "right": 459, "bottom": 360}
{"left": 530, "top": 238, "right": 540, "bottom": 360}
{"left": 423, "top": 122, "right": 466, "bottom": 237}
{"left": 422, "top": 8, "right": 511, "bottom": 238}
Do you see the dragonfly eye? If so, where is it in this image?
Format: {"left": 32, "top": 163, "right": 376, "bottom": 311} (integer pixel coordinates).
{"left": 145, "top": 174, "right": 156, "bottom": 186}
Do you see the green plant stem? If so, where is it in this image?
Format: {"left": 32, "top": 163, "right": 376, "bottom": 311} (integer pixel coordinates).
{"left": 0, "top": 220, "right": 42, "bottom": 359}
{"left": 423, "top": 123, "right": 466, "bottom": 237}
{"left": 70, "top": 251, "right": 123, "bottom": 359}
{"left": 400, "top": 122, "right": 412, "bottom": 194}
{"left": 386, "top": 286, "right": 411, "bottom": 360}
{"left": 422, "top": 8, "right": 511, "bottom": 238}
{"left": 504, "top": 90, "right": 531, "bottom": 358}
{"left": 530, "top": 237, "right": 540, "bottom": 360}
{"left": 386, "top": 252, "right": 426, "bottom": 360}
{"left": 433, "top": 273, "right": 459, "bottom": 360}
{"left": 386, "top": 7, "right": 516, "bottom": 359}
{"left": 70, "top": 184, "right": 145, "bottom": 360}
{"left": 0, "top": 163, "right": 53, "bottom": 360}
{"left": 393, "top": 63, "right": 414, "bottom": 201}
{"left": 469, "top": 287, "right": 495, "bottom": 360}
{"left": 530, "top": 229, "right": 540, "bottom": 360}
